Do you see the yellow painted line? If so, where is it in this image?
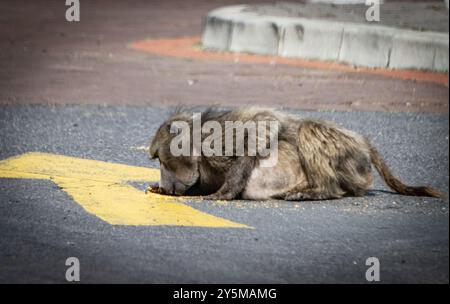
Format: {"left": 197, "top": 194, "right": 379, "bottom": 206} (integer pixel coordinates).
{"left": 0, "top": 152, "right": 248, "bottom": 228}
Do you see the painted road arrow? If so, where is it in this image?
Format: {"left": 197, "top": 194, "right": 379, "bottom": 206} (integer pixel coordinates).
{"left": 0, "top": 152, "right": 248, "bottom": 228}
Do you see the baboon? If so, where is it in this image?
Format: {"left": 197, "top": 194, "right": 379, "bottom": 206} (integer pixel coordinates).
{"left": 147, "top": 107, "right": 440, "bottom": 200}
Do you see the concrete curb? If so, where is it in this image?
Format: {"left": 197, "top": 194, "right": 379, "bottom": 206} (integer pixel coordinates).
{"left": 201, "top": 5, "right": 449, "bottom": 72}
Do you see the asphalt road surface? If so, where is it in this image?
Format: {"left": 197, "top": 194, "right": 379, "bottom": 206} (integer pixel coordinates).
{"left": 0, "top": 105, "right": 448, "bottom": 283}
{"left": 0, "top": 0, "right": 448, "bottom": 284}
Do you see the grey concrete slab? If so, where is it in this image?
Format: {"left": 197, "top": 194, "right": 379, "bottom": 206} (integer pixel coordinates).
{"left": 247, "top": 2, "right": 449, "bottom": 33}
{"left": 201, "top": 15, "right": 232, "bottom": 51}
{"left": 229, "top": 19, "right": 280, "bottom": 55}
{"left": 201, "top": 3, "right": 449, "bottom": 71}
{"left": 279, "top": 19, "right": 344, "bottom": 61}
{"left": 390, "top": 32, "right": 440, "bottom": 70}
{"left": 339, "top": 25, "right": 393, "bottom": 68}
{"left": 433, "top": 40, "right": 450, "bottom": 71}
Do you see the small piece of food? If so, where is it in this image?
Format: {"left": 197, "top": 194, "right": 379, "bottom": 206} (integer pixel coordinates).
{"left": 145, "top": 184, "right": 162, "bottom": 194}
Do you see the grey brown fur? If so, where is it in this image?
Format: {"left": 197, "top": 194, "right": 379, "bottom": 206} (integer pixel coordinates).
{"left": 148, "top": 108, "right": 440, "bottom": 200}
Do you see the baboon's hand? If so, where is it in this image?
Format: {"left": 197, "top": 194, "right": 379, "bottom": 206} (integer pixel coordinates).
{"left": 145, "top": 182, "right": 164, "bottom": 194}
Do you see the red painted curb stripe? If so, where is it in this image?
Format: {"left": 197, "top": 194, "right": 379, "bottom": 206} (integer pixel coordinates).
{"left": 130, "top": 37, "right": 449, "bottom": 87}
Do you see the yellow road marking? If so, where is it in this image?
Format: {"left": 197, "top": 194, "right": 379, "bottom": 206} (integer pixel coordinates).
{"left": 0, "top": 152, "right": 248, "bottom": 228}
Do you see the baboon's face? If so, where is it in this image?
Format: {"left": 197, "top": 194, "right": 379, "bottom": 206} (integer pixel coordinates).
{"left": 157, "top": 153, "right": 199, "bottom": 196}
{"left": 149, "top": 118, "right": 199, "bottom": 196}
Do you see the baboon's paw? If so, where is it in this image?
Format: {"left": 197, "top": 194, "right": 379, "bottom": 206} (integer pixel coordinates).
{"left": 284, "top": 192, "right": 311, "bottom": 201}
{"left": 204, "top": 193, "right": 235, "bottom": 201}
{"left": 145, "top": 183, "right": 163, "bottom": 194}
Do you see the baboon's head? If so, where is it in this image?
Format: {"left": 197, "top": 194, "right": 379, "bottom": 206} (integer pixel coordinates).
{"left": 149, "top": 113, "right": 199, "bottom": 196}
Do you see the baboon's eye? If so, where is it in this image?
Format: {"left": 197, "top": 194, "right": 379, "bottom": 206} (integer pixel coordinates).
{"left": 153, "top": 149, "right": 159, "bottom": 159}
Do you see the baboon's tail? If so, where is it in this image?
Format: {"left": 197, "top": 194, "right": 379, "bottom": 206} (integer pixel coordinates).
{"left": 367, "top": 142, "right": 441, "bottom": 198}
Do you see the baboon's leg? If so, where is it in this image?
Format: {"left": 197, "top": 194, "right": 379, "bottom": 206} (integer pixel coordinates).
{"left": 204, "top": 156, "right": 256, "bottom": 200}
{"left": 281, "top": 163, "right": 372, "bottom": 201}
{"left": 279, "top": 183, "right": 345, "bottom": 201}
{"left": 334, "top": 148, "right": 373, "bottom": 197}
{"left": 337, "top": 172, "right": 373, "bottom": 197}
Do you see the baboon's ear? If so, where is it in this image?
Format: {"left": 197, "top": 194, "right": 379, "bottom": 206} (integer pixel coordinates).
{"left": 149, "top": 141, "right": 159, "bottom": 159}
